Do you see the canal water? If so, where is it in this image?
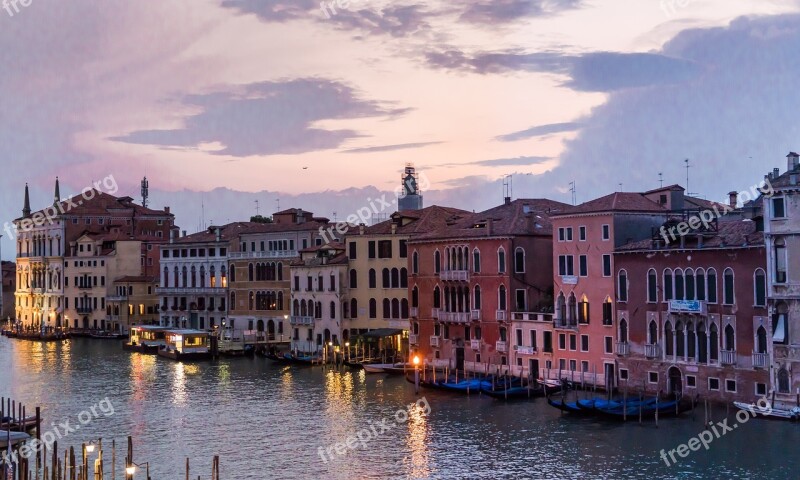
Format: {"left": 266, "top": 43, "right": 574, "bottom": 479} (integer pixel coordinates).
{"left": 0, "top": 337, "right": 798, "bottom": 479}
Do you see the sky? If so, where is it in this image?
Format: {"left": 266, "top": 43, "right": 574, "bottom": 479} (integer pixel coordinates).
{"left": 2, "top": 0, "right": 800, "bottom": 257}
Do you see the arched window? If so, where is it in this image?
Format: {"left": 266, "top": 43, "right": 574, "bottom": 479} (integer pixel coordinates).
{"left": 382, "top": 268, "right": 390, "bottom": 288}
{"left": 230, "top": 265, "right": 236, "bottom": 283}
{"left": 567, "top": 293, "right": 577, "bottom": 325}
{"left": 191, "top": 266, "right": 197, "bottom": 288}
{"left": 578, "top": 294, "right": 590, "bottom": 324}
{"left": 778, "top": 368, "right": 791, "bottom": 393}
{"left": 695, "top": 268, "right": 705, "bottom": 301}
{"left": 754, "top": 269, "right": 767, "bottom": 307}
{"left": 665, "top": 321, "right": 674, "bottom": 356}
{"left": 370, "top": 298, "right": 377, "bottom": 318}
{"left": 391, "top": 298, "right": 400, "bottom": 319}
{"left": 498, "top": 285, "right": 507, "bottom": 311}
{"left": 434, "top": 251, "right": 441, "bottom": 273}
{"left": 619, "top": 318, "right": 628, "bottom": 343}
{"left": 617, "top": 269, "right": 628, "bottom": 302}
{"left": 412, "top": 286, "right": 419, "bottom": 308}
{"left": 724, "top": 324, "right": 735, "bottom": 351}
{"left": 382, "top": 298, "right": 390, "bottom": 318}
{"left": 249, "top": 291, "right": 254, "bottom": 310}
{"left": 200, "top": 266, "right": 206, "bottom": 288}
{"left": 391, "top": 268, "right": 399, "bottom": 288}
{"left": 674, "top": 268, "right": 684, "bottom": 301}
{"left": 723, "top": 268, "right": 735, "bottom": 305}
{"left": 697, "top": 322, "right": 707, "bottom": 364}
{"left": 412, "top": 251, "right": 419, "bottom": 274}
{"left": 163, "top": 266, "right": 169, "bottom": 288}
{"left": 369, "top": 269, "right": 377, "bottom": 289}
{"left": 401, "top": 298, "right": 409, "bottom": 318}
{"left": 687, "top": 320, "right": 696, "bottom": 360}
{"left": 684, "top": 268, "right": 695, "bottom": 300}
{"left": 707, "top": 268, "right": 718, "bottom": 303}
{"left": 498, "top": 248, "right": 506, "bottom": 274}
{"left": 182, "top": 266, "right": 188, "bottom": 288}
{"left": 663, "top": 268, "right": 673, "bottom": 301}
{"left": 315, "top": 301, "right": 322, "bottom": 319}
{"left": 647, "top": 269, "right": 657, "bottom": 303}
{"left": 277, "top": 291, "right": 283, "bottom": 310}
{"left": 400, "top": 268, "right": 408, "bottom": 288}
{"left": 248, "top": 263, "right": 254, "bottom": 282}
{"left": 433, "top": 286, "right": 441, "bottom": 308}
{"left": 757, "top": 326, "right": 767, "bottom": 354}
{"left": 277, "top": 262, "right": 283, "bottom": 281}
{"left": 648, "top": 320, "right": 658, "bottom": 345}
{"left": 709, "top": 323, "right": 719, "bottom": 361}
{"left": 775, "top": 238, "right": 787, "bottom": 283}
{"left": 556, "top": 293, "right": 566, "bottom": 324}
{"left": 514, "top": 247, "right": 525, "bottom": 273}
{"left": 675, "top": 321, "right": 685, "bottom": 357}
{"left": 473, "top": 249, "right": 481, "bottom": 274}
{"left": 349, "top": 269, "right": 358, "bottom": 289}
{"left": 350, "top": 298, "right": 358, "bottom": 319}
{"left": 330, "top": 301, "right": 336, "bottom": 319}
{"left": 231, "top": 291, "right": 236, "bottom": 309}
{"left": 474, "top": 285, "right": 481, "bottom": 310}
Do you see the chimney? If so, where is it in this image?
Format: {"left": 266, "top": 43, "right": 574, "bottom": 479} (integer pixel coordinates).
{"left": 359, "top": 224, "right": 365, "bottom": 235}
{"left": 504, "top": 196, "right": 511, "bottom": 206}
{"left": 169, "top": 229, "right": 175, "bottom": 244}
{"left": 215, "top": 228, "right": 221, "bottom": 242}
{"left": 788, "top": 152, "right": 799, "bottom": 172}
{"left": 728, "top": 191, "right": 738, "bottom": 209}
{"left": 182, "top": 230, "right": 187, "bottom": 237}
{"left": 391, "top": 223, "right": 397, "bottom": 234}
{"left": 165, "top": 206, "right": 170, "bottom": 214}
{"left": 774, "top": 168, "right": 780, "bottom": 179}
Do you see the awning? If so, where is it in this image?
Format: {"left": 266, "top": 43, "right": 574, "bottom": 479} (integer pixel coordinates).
{"left": 361, "top": 328, "right": 404, "bottom": 339}
{"left": 774, "top": 315, "right": 786, "bottom": 343}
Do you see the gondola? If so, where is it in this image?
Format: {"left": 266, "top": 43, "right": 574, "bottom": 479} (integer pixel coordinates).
{"left": 733, "top": 401, "right": 800, "bottom": 421}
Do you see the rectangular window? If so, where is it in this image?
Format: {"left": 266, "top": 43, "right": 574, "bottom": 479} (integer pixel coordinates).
{"left": 529, "top": 330, "right": 537, "bottom": 350}
{"left": 602, "top": 224, "right": 610, "bottom": 240}
{"left": 515, "top": 329, "right": 523, "bottom": 347}
{"left": 558, "top": 228, "right": 565, "bottom": 241}
{"left": 559, "top": 359, "right": 566, "bottom": 370}
{"left": 726, "top": 379, "right": 737, "bottom": 393}
{"left": 648, "top": 372, "right": 659, "bottom": 384}
{"left": 163, "top": 250, "right": 170, "bottom": 258}
{"left": 566, "top": 256, "right": 574, "bottom": 276}
{"left": 349, "top": 241, "right": 357, "bottom": 259}
{"left": 602, "top": 302, "right": 612, "bottom": 326}
{"left": 620, "top": 369, "right": 629, "bottom": 380}
{"left": 602, "top": 255, "right": 611, "bottom": 277}
{"left": 708, "top": 378, "right": 720, "bottom": 391}
{"left": 756, "top": 383, "right": 767, "bottom": 396}
{"left": 581, "top": 334, "right": 589, "bottom": 352}
{"left": 399, "top": 240, "right": 408, "bottom": 258}
{"left": 569, "top": 334, "right": 577, "bottom": 351}
{"left": 579, "top": 226, "right": 586, "bottom": 241}
{"left": 687, "top": 375, "right": 697, "bottom": 388}
{"left": 558, "top": 255, "right": 566, "bottom": 276}
{"left": 773, "top": 197, "right": 786, "bottom": 218}
{"left": 566, "top": 227, "right": 573, "bottom": 241}
{"left": 569, "top": 359, "right": 577, "bottom": 371}
{"left": 558, "top": 333, "right": 566, "bottom": 350}
{"left": 543, "top": 331, "right": 553, "bottom": 353}
{"left": 604, "top": 336, "right": 613, "bottom": 354}
{"left": 579, "top": 255, "right": 588, "bottom": 277}
{"left": 368, "top": 241, "right": 376, "bottom": 259}
{"left": 378, "top": 240, "right": 393, "bottom": 259}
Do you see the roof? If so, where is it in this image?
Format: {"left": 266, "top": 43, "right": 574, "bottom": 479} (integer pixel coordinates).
{"left": 361, "top": 205, "right": 469, "bottom": 236}
{"left": 412, "top": 199, "right": 570, "bottom": 241}
{"left": 164, "top": 329, "right": 208, "bottom": 335}
{"left": 18, "top": 190, "right": 171, "bottom": 222}
{"left": 170, "top": 222, "right": 254, "bottom": 244}
{"left": 238, "top": 219, "right": 333, "bottom": 236}
{"left": 298, "top": 242, "right": 345, "bottom": 253}
{"left": 114, "top": 276, "right": 156, "bottom": 283}
{"left": 555, "top": 192, "right": 667, "bottom": 216}
{"left": 617, "top": 218, "right": 764, "bottom": 252}
{"left": 644, "top": 184, "right": 685, "bottom": 195}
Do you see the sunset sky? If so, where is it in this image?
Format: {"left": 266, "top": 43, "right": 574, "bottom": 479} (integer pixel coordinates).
{"left": 3, "top": 0, "right": 800, "bottom": 255}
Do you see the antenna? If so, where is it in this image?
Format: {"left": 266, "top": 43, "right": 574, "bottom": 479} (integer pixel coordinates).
{"left": 332, "top": 211, "right": 338, "bottom": 222}
{"left": 684, "top": 158, "right": 696, "bottom": 195}
{"left": 618, "top": 183, "right": 623, "bottom": 191}
{"left": 569, "top": 181, "right": 576, "bottom": 205}
{"left": 503, "top": 174, "right": 512, "bottom": 202}
{"left": 658, "top": 172, "right": 663, "bottom": 188}
{"left": 275, "top": 198, "right": 280, "bottom": 213}
{"left": 254, "top": 199, "right": 260, "bottom": 216}
{"left": 140, "top": 176, "right": 149, "bottom": 208}
{"left": 201, "top": 198, "right": 205, "bottom": 230}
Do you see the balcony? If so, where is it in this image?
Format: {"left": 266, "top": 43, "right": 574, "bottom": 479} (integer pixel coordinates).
{"left": 440, "top": 270, "right": 469, "bottom": 282}
{"left": 496, "top": 310, "right": 506, "bottom": 321}
{"left": 410, "top": 307, "right": 418, "bottom": 317}
{"left": 229, "top": 250, "right": 296, "bottom": 259}
{"left": 431, "top": 308, "right": 440, "bottom": 319}
{"left": 440, "top": 312, "right": 469, "bottom": 323}
{"left": 430, "top": 336, "right": 441, "bottom": 347}
{"left": 553, "top": 318, "right": 578, "bottom": 330}
{"left": 156, "top": 287, "right": 225, "bottom": 295}
{"left": 409, "top": 334, "right": 418, "bottom": 345}
{"left": 78, "top": 284, "right": 93, "bottom": 290}
{"left": 76, "top": 306, "right": 93, "bottom": 314}
{"left": 106, "top": 295, "right": 128, "bottom": 303}
{"left": 512, "top": 312, "right": 553, "bottom": 323}
{"left": 470, "top": 310, "right": 481, "bottom": 321}
{"left": 720, "top": 350, "right": 737, "bottom": 366}
{"left": 290, "top": 316, "right": 314, "bottom": 326}
{"left": 645, "top": 343, "right": 661, "bottom": 359}
{"left": 616, "top": 342, "right": 630, "bottom": 356}
{"left": 470, "top": 339, "right": 481, "bottom": 350}
{"left": 752, "top": 352, "right": 768, "bottom": 369}
{"left": 496, "top": 341, "right": 507, "bottom": 353}
{"left": 516, "top": 346, "right": 536, "bottom": 355}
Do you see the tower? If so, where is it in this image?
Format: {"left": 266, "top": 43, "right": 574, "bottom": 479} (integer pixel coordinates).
{"left": 398, "top": 164, "right": 423, "bottom": 211}
{"left": 54, "top": 176, "right": 60, "bottom": 206}
{"left": 22, "top": 183, "right": 30, "bottom": 218}
{"left": 141, "top": 176, "right": 149, "bottom": 208}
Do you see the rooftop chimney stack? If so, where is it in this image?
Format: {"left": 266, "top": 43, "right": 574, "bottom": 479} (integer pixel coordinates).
{"left": 728, "top": 191, "right": 738, "bottom": 209}
{"left": 774, "top": 168, "right": 780, "bottom": 179}
{"left": 788, "top": 152, "right": 800, "bottom": 172}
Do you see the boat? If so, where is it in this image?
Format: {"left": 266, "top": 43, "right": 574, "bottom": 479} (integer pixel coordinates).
{"left": 157, "top": 329, "right": 211, "bottom": 361}
{"left": 0, "top": 430, "right": 30, "bottom": 448}
{"left": 90, "top": 331, "right": 126, "bottom": 340}
{"left": 547, "top": 397, "right": 590, "bottom": 414}
{"left": 593, "top": 399, "right": 683, "bottom": 418}
{"left": 438, "top": 378, "right": 484, "bottom": 393}
{"left": 481, "top": 385, "right": 544, "bottom": 400}
{"left": 734, "top": 401, "right": 800, "bottom": 421}
{"left": 282, "top": 352, "right": 320, "bottom": 365}
{"left": 363, "top": 364, "right": 390, "bottom": 374}
{"left": 123, "top": 326, "right": 167, "bottom": 353}
{"left": 0, "top": 415, "right": 38, "bottom": 431}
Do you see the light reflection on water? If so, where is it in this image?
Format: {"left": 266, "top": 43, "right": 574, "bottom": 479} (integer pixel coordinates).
{"left": 1, "top": 337, "right": 799, "bottom": 479}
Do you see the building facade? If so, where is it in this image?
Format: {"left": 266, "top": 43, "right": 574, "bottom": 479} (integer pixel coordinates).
{"left": 1, "top": 261, "right": 15, "bottom": 321}
{"left": 409, "top": 199, "right": 568, "bottom": 374}
{"left": 107, "top": 276, "right": 160, "bottom": 330}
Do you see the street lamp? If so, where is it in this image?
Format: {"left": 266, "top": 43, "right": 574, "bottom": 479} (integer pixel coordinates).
{"left": 126, "top": 461, "right": 150, "bottom": 479}
{"left": 82, "top": 439, "right": 102, "bottom": 479}
{"left": 345, "top": 341, "right": 350, "bottom": 361}
{"left": 413, "top": 355, "right": 421, "bottom": 394}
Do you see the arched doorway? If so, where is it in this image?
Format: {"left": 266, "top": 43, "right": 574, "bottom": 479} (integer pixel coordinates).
{"left": 668, "top": 366, "right": 682, "bottom": 396}
{"left": 267, "top": 319, "right": 275, "bottom": 340}
{"left": 82, "top": 317, "right": 89, "bottom": 329}
{"left": 257, "top": 319, "right": 264, "bottom": 332}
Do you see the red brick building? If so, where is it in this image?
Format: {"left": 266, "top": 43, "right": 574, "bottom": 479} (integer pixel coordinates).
{"left": 408, "top": 198, "right": 570, "bottom": 373}
{"left": 615, "top": 218, "right": 769, "bottom": 402}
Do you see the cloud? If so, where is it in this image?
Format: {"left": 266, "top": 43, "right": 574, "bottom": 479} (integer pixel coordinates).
{"left": 341, "top": 141, "right": 443, "bottom": 153}
{"left": 471, "top": 156, "right": 550, "bottom": 167}
{"left": 496, "top": 122, "right": 581, "bottom": 141}
{"left": 220, "top": 0, "right": 318, "bottom": 22}
{"left": 458, "top": 0, "right": 583, "bottom": 24}
{"left": 327, "top": 4, "right": 431, "bottom": 37}
{"left": 113, "top": 79, "right": 409, "bottom": 156}
{"left": 425, "top": 49, "right": 702, "bottom": 91}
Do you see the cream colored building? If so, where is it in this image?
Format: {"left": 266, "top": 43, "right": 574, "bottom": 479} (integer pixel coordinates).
{"left": 108, "top": 276, "right": 160, "bottom": 331}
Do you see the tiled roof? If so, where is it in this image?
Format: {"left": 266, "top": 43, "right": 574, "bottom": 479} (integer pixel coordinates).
{"left": 19, "top": 190, "right": 171, "bottom": 221}
{"left": 299, "top": 242, "right": 345, "bottom": 253}
{"left": 412, "top": 199, "right": 571, "bottom": 241}
{"left": 361, "top": 206, "right": 469, "bottom": 236}
{"left": 555, "top": 192, "right": 666, "bottom": 216}
{"left": 239, "top": 219, "right": 332, "bottom": 235}
{"left": 617, "top": 219, "right": 764, "bottom": 251}
{"left": 113, "top": 275, "right": 156, "bottom": 283}
{"left": 171, "top": 222, "right": 255, "bottom": 244}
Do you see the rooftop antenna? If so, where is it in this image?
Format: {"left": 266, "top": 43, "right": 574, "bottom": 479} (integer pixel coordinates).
{"left": 658, "top": 172, "right": 663, "bottom": 188}
{"left": 618, "top": 182, "right": 623, "bottom": 191}
{"left": 201, "top": 198, "right": 205, "bottom": 230}
{"left": 503, "top": 174, "right": 512, "bottom": 202}
{"left": 140, "top": 176, "right": 149, "bottom": 208}
{"left": 254, "top": 199, "right": 260, "bottom": 216}
{"left": 332, "top": 211, "right": 338, "bottom": 222}
{"left": 569, "top": 181, "right": 576, "bottom": 205}
{"left": 275, "top": 198, "right": 280, "bottom": 212}
{"left": 684, "top": 158, "right": 697, "bottom": 195}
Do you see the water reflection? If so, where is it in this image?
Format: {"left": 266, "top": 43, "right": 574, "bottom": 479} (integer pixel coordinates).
{"left": 405, "top": 402, "right": 431, "bottom": 479}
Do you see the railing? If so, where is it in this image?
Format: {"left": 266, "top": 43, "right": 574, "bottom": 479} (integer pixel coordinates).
{"left": 156, "top": 287, "right": 226, "bottom": 295}
{"left": 496, "top": 310, "right": 506, "bottom": 321}
{"left": 410, "top": 307, "right": 418, "bottom": 317}
{"left": 471, "top": 310, "right": 481, "bottom": 321}
{"left": 106, "top": 295, "right": 128, "bottom": 302}
{"left": 430, "top": 336, "right": 440, "bottom": 347}
{"left": 440, "top": 270, "right": 469, "bottom": 282}
{"left": 228, "top": 250, "right": 296, "bottom": 259}
{"left": 553, "top": 318, "right": 578, "bottom": 330}
{"left": 645, "top": 343, "right": 661, "bottom": 359}
{"left": 495, "top": 341, "right": 507, "bottom": 353}
{"left": 409, "top": 334, "right": 418, "bottom": 345}
{"left": 470, "top": 339, "right": 480, "bottom": 350}
{"left": 616, "top": 342, "right": 630, "bottom": 356}
{"left": 431, "top": 308, "right": 440, "bottom": 319}
{"left": 752, "top": 352, "right": 768, "bottom": 368}
{"left": 511, "top": 312, "right": 553, "bottom": 322}
{"left": 439, "top": 312, "right": 469, "bottom": 323}
{"left": 78, "top": 284, "right": 93, "bottom": 290}
{"left": 290, "top": 316, "right": 314, "bottom": 326}
{"left": 516, "top": 345, "right": 536, "bottom": 355}
{"left": 76, "top": 307, "right": 93, "bottom": 314}
{"left": 721, "top": 350, "right": 736, "bottom": 365}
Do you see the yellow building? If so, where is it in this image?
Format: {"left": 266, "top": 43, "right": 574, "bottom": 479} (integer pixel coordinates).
{"left": 108, "top": 276, "right": 160, "bottom": 331}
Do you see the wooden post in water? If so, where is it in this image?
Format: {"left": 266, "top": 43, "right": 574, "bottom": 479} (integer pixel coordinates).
{"left": 36, "top": 407, "right": 41, "bottom": 480}
{"left": 185, "top": 458, "right": 189, "bottom": 480}
{"left": 111, "top": 440, "right": 115, "bottom": 480}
